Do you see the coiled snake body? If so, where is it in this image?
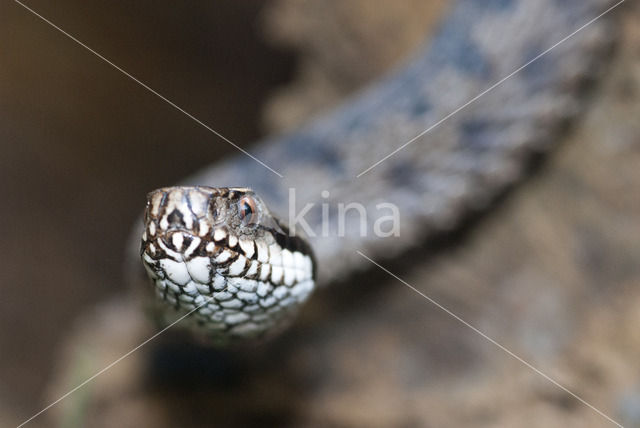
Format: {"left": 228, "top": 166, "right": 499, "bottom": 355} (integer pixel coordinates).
{"left": 134, "top": 0, "right": 618, "bottom": 345}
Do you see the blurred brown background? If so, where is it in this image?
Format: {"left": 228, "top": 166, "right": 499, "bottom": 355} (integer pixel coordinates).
{"left": 2, "top": 1, "right": 640, "bottom": 427}
{"left": 0, "top": 0, "right": 444, "bottom": 424}
{"left": 0, "top": 0, "right": 296, "bottom": 422}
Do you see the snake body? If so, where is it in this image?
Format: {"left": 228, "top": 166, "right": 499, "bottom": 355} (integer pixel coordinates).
{"left": 134, "top": 0, "right": 618, "bottom": 344}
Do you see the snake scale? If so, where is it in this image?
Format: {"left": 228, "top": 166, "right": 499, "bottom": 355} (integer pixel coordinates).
{"left": 133, "top": 0, "right": 618, "bottom": 346}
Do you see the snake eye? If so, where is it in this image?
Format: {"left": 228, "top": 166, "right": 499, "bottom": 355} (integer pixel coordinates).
{"left": 238, "top": 195, "right": 258, "bottom": 226}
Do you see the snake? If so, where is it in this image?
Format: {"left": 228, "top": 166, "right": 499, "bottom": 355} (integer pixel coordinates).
{"left": 133, "top": 0, "right": 619, "bottom": 346}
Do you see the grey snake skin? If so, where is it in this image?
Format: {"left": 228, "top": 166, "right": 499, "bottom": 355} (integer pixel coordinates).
{"left": 133, "top": 0, "right": 619, "bottom": 345}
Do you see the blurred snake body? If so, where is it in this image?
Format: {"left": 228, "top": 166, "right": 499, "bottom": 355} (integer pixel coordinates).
{"left": 133, "top": 0, "right": 618, "bottom": 345}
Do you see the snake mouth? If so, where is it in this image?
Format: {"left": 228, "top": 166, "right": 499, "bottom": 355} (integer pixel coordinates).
{"left": 158, "top": 230, "right": 199, "bottom": 258}
{"left": 141, "top": 214, "right": 205, "bottom": 261}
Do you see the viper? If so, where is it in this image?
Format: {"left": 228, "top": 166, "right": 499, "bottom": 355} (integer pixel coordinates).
{"left": 133, "top": 0, "right": 618, "bottom": 346}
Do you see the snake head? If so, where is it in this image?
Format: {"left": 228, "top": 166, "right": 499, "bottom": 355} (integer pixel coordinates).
{"left": 140, "top": 186, "right": 316, "bottom": 345}
{"left": 142, "top": 186, "right": 273, "bottom": 257}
